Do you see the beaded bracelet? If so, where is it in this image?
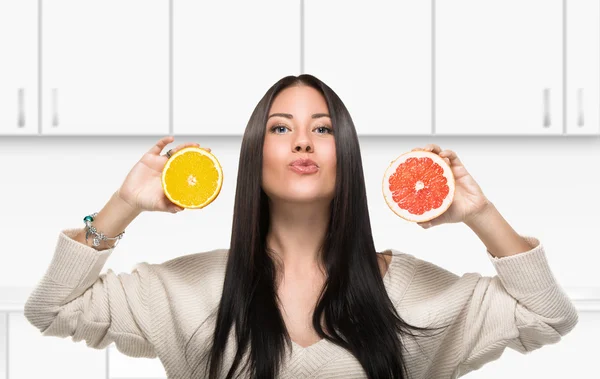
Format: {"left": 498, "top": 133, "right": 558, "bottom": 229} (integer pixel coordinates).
{"left": 83, "top": 212, "right": 125, "bottom": 248}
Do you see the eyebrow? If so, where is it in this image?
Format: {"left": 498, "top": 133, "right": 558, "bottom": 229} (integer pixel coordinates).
{"left": 267, "top": 113, "right": 331, "bottom": 120}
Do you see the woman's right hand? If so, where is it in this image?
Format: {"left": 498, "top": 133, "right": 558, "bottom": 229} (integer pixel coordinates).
{"left": 116, "top": 136, "right": 211, "bottom": 214}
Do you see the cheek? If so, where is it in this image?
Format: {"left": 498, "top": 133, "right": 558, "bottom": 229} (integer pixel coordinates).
{"left": 261, "top": 141, "right": 285, "bottom": 185}
{"left": 323, "top": 143, "right": 337, "bottom": 169}
{"left": 262, "top": 141, "right": 281, "bottom": 170}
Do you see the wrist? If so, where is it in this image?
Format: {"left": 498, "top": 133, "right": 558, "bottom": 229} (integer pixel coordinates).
{"left": 464, "top": 200, "right": 495, "bottom": 228}
{"left": 91, "top": 192, "right": 142, "bottom": 239}
{"left": 114, "top": 189, "right": 143, "bottom": 215}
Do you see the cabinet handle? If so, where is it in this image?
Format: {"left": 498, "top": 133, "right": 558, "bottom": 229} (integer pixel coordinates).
{"left": 52, "top": 88, "right": 59, "bottom": 127}
{"left": 543, "top": 88, "right": 551, "bottom": 127}
{"left": 577, "top": 88, "right": 584, "bottom": 127}
{"left": 17, "top": 88, "right": 25, "bottom": 128}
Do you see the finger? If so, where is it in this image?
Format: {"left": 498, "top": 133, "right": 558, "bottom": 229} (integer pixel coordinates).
{"left": 171, "top": 145, "right": 211, "bottom": 155}
{"left": 439, "top": 150, "right": 462, "bottom": 166}
{"left": 171, "top": 142, "right": 201, "bottom": 155}
{"left": 149, "top": 136, "right": 175, "bottom": 155}
{"left": 412, "top": 144, "right": 442, "bottom": 154}
{"left": 423, "top": 144, "right": 442, "bottom": 154}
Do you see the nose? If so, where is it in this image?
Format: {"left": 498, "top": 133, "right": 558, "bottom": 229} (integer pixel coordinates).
{"left": 294, "top": 142, "right": 312, "bottom": 152}
{"left": 292, "top": 124, "right": 313, "bottom": 152}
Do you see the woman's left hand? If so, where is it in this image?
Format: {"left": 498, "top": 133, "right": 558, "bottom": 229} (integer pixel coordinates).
{"left": 411, "top": 144, "right": 491, "bottom": 228}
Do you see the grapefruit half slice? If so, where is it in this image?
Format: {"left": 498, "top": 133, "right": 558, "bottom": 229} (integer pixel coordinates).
{"left": 382, "top": 150, "right": 455, "bottom": 222}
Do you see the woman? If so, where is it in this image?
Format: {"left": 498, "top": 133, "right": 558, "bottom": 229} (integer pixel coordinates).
{"left": 24, "top": 74, "right": 578, "bottom": 379}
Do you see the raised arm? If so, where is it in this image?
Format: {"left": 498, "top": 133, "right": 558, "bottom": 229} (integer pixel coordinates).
{"left": 397, "top": 233, "right": 578, "bottom": 378}
{"left": 24, "top": 136, "right": 207, "bottom": 357}
{"left": 24, "top": 226, "right": 157, "bottom": 357}
{"left": 24, "top": 192, "right": 156, "bottom": 357}
{"left": 456, "top": 234, "right": 578, "bottom": 376}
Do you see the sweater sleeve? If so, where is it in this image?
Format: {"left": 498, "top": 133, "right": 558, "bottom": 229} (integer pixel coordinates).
{"left": 456, "top": 235, "right": 579, "bottom": 376}
{"left": 23, "top": 228, "right": 157, "bottom": 359}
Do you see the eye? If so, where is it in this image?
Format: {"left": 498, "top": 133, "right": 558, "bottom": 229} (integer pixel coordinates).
{"left": 270, "top": 124, "right": 289, "bottom": 134}
{"left": 269, "top": 124, "right": 333, "bottom": 134}
{"left": 315, "top": 126, "right": 333, "bottom": 134}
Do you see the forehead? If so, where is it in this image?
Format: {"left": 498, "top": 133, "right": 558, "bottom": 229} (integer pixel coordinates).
{"left": 268, "top": 85, "right": 328, "bottom": 116}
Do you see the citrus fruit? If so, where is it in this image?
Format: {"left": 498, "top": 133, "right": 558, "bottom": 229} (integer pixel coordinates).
{"left": 382, "top": 150, "right": 455, "bottom": 222}
{"left": 161, "top": 146, "right": 223, "bottom": 209}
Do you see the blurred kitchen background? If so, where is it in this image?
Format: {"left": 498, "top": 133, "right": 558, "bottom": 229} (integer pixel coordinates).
{"left": 1, "top": 0, "right": 599, "bottom": 378}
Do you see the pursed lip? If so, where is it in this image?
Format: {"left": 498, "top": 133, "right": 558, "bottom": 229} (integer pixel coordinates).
{"left": 289, "top": 158, "right": 319, "bottom": 167}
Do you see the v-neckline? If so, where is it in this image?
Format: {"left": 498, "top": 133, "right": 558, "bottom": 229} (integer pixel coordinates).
{"left": 288, "top": 251, "right": 398, "bottom": 353}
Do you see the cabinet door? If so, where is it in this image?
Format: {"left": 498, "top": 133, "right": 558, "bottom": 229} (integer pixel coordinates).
{"left": 567, "top": 0, "right": 599, "bottom": 135}
{"left": 0, "top": 313, "right": 5, "bottom": 379}
{"left": 304, "top": 0, "right": 432, "bottom": 136}
{"left": 41, "top": 0, "right": 169, "bottom": 136}
{"left": 173, "top": 0, "right": 300, "bottom": 136}
{"left": 108, "top": 345, "right": 166, "bottom": 378}
{"left": 0, "top": 0, "right": 38, "bottom": 136}
{"left": 8, "top": 313, "right": 105, "bottom": 379}
{"left": 436, "top": 0, "right": 562, "bottom": 135}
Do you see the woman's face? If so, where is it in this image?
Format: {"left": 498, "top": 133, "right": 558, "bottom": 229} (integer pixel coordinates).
{"left": 262, "top": 85, "right": 336, "bottom": 204}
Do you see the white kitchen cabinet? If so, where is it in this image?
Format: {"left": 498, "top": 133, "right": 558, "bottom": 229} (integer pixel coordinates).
{"left": 173, "top": 0, "right": 301, "bottom": 136}
{"left": 108, "top": 345, "right": 166, "bottom": 378}
{"left": 8, "top": 312, "right": 105, "bottom": 379}
{"left": 566, "top": 0, "right": 600, "bottom": 135}
{"left": 0, "top": 0, "right": 38, "bottom": 136}
{"left": 304, "top": 0, "right": 432, "bottom": 136}
{"left": 436, "top": 0, "right": 563, "bottom": 135}
{"left": 0, "top": 313, "right": 5, "bottom": 379}
{"left": 41, "top": 0, "right": 169, "bottom": 136}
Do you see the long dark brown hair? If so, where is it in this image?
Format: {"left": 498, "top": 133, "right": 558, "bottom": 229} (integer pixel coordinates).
{"left": 185, "top": 74, "right": 444, "bottom": 378}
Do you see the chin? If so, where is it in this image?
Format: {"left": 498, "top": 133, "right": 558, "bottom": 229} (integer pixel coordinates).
{"left": 281, "top": 193, "right": 324, "bottom": 203}
{"left": 267, "top": 190, "right": 330, "bottom": 204}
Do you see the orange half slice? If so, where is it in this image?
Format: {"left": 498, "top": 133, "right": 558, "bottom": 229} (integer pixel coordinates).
{"left": 161, "top": 147, "right": 223, "bottom": 209}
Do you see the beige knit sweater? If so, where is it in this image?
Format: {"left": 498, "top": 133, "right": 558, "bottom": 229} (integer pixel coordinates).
{"left": 23, "top": 228, "right": 578, "bottom": 379}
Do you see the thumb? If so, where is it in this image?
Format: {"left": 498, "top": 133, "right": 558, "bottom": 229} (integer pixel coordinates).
{"left": 418, "top": 215, "right": 444, "bottom": 228}
{"left": 169, "top": 204, "right": 185, "bottom": 213}
{"left": 417, "top": 220, "right": 433, "bottom": 229}
{"left": 161, "top": 196, "right": 184, "bottom": 213}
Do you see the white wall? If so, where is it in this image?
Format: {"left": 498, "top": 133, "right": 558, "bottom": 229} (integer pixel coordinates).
{"left": 1, "top": 135, "right": 599, "bottom": 378}
{"left": 2, "top": 136, "right": 599, "bottom": 288}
